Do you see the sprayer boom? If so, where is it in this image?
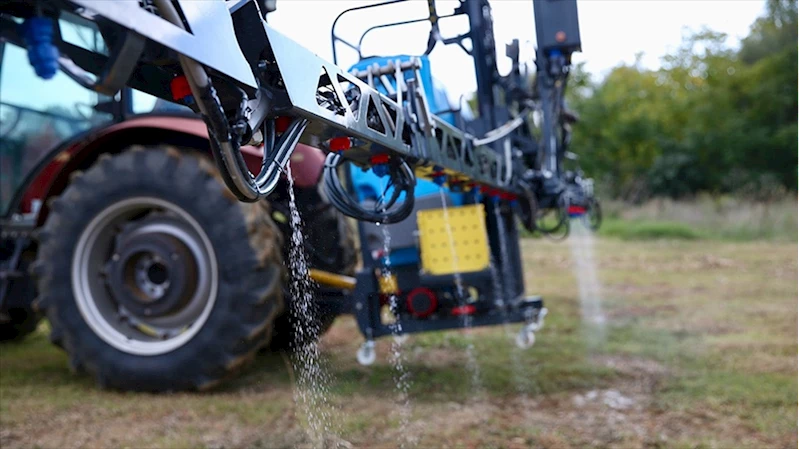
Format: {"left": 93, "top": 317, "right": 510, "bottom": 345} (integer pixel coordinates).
{"left": 2, "top": 0, "right": 595, "bottom": 228}
{"left": 1, "top": 0, "right": 603, "bottom": 371}
{"left": 2, "top": 0, "right": 518, "bottom": 212}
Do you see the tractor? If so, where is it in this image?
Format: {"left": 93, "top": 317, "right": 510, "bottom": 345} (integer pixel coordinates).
{"left": 1, "top": 0, "right": 601, "bottom": 391}
{"left": 0, "top": 9, "right": 358, "bottom": 391}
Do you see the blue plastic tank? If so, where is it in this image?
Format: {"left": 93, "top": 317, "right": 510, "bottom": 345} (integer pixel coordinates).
{"left": 346, "top": 55, "right": 468, "bottom": 206}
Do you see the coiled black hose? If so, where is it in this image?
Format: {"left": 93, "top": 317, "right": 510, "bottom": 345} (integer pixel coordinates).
{"left": 323, "top": 152, "right": 416, "bottom": 224}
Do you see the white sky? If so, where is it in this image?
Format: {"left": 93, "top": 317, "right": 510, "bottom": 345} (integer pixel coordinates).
{"left": 1, "top": 0, "right": 766, "bottom": 113}
{"left": 268, "top": 0, "right": 767, "bottom": 100}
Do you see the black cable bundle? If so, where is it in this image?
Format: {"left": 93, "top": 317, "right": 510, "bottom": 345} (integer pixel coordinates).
{"left": 323, "top": 152, "right": 416, "bottom": 224}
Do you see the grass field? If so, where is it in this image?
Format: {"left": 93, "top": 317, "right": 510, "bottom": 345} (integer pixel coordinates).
{"left": 1, "top": 236, "right": 796, "bottom": 449}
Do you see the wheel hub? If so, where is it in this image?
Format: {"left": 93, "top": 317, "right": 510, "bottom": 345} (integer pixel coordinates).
{"left": 104, "top": 222, "right": 198, "bottom": 318}
{"left": 72, "top": 197, "right": 218, "bottom": 356}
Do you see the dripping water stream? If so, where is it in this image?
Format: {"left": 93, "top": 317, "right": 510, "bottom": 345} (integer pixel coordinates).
{"left": 438, "top": 187, "right": 485, "bottom": 399}
{"left": 285, "top": 164, "right": 339, "bottom": 447}
{"left": 374, "top": 174, "right": 415, "bottom": 448}
{"left": 377, "top": 222, "right": 415, "bottom": 448}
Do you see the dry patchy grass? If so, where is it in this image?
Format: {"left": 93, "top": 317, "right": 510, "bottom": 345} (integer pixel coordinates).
{"left": 0, "top": 237, "right": 795, "bottom": 448}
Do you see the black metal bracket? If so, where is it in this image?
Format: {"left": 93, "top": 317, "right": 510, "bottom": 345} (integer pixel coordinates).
{"left": 0, "top": 236, "right": 30, "bottom": 312}
{"left": 57, "top": 28, "right": 146, "bottom": 97}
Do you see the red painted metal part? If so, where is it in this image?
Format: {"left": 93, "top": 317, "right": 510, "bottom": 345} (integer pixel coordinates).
{"left": 169, "top": 76, "right": 192, "bottom": 101}
{"left": 500, "top": 192, "right": 517, "bottom": 201}
{"left": 405, "top": 287, "right": 438, "bottom": 318}
{"left": 369, "top": 153, "right": 389, "bottom": 165}
{"left": 18, "top": 115, "right": 327, "bottom": 224}
{"left": 328, "top": 136, "right": 352, "bottom": 152}
{"left": 275, "top": 116, "right": 292, "bottom": 133}
{"left": 451, "top": 304, "right": 476, "bottom": 316}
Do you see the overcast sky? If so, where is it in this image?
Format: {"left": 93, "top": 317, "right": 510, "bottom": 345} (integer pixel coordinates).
{"left": 1, "top": 0, "right": 768, "bottom": 114}
{"left": 267, "top": 0, "right": 767, "bottom": 100}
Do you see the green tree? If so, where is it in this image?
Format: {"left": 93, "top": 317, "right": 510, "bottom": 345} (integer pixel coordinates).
{"left": 567, "top": 0, "right": 797, "bottom": 200}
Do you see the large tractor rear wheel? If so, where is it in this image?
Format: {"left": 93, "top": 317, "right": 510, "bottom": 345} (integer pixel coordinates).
{"left": 33, "top": 146, "right": 285, "bottom": 392}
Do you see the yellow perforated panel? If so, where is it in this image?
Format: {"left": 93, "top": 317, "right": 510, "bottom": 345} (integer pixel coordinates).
{"left": 416, "top": 204, "right": 490, "bottom": 275}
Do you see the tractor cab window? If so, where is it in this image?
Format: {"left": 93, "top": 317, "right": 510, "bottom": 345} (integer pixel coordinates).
{"left": 131, "top": 89, "right": 194, "bottom": 115}
{"left": 0, "top": 16, "right": 114, "bottom": 216}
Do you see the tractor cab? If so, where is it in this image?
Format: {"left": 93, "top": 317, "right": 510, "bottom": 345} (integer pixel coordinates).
{"left": 0, "top": 13, "right": 115, "bottom": 217}
{"left": 0, "top": 10, "right": 196, "bottom": 220}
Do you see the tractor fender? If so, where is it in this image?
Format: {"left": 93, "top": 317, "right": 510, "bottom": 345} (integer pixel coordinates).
{"left": 11, "top": 114, "right": 326, "bottom": 227}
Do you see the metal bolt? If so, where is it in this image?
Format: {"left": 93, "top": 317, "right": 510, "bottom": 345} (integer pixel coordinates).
{"left": 355, "top": 302, "right": 363, "bottom": 311}
{"left": 112, "top": 254, "right": 120, "bottom": 261}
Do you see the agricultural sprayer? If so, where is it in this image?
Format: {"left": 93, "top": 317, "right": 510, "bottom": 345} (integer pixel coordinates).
{"left": 0, "top": 0, "right": 602, "bottom": 391}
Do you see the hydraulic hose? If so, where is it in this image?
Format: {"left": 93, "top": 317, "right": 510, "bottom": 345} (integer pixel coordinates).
{"left": 153, "top": 0, "right": 305, "bottom": 203}
{"left": 472, "top": 103, "right": 534, "bottom": 147}
{"left": 153, "top": 0, "right": 258, "bottom": 202}
{"left": 323, "top": 152, "right": 416, "bottom": 224}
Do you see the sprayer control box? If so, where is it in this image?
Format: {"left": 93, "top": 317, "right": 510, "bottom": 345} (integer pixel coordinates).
{"left": 533, "top": 0, "right": 582, "bottom": 54}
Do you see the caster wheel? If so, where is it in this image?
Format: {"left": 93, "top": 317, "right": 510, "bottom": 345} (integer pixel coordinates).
{"left": 393, "top": 333, "right": 409, "bottom": 345}
{"left": 515, "top": 327, "right": 536, "bottom": 350}
{"left": 357, "top": 341, "right": 376, "bottom": 366}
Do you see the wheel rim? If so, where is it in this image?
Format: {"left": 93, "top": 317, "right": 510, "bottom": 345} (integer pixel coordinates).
{"left": 72, "top": 197, "right": 218, "bottom": 356}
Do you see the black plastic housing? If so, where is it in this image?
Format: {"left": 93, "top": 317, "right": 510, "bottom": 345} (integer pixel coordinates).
{"left": 533, "top": 0, "right": 582, "bottom": 54}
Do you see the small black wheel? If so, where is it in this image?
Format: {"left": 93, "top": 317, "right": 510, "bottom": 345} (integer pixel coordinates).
{"left": 33, "top": 146, "right": 285, "bottom": 392}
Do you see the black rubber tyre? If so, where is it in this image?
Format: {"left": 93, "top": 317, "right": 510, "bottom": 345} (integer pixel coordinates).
{"left": 32, "top": 146, "right": 285, "bottom": 392}
{"left": 266, "top": 181, "right": 358, "bottom": 351}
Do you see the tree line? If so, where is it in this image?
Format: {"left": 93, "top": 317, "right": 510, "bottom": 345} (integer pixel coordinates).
{"left": 567, "top": 0, "right": 797, "bottom": 202}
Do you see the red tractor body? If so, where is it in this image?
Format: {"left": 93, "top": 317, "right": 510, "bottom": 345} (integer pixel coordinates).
{"left": 12, "top": 114, "right": 326, "bottom": 224}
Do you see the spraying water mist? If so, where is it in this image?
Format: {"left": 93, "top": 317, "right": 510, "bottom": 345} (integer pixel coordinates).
{"left": 566, "top": 217, "right": 607, "bottom": 347}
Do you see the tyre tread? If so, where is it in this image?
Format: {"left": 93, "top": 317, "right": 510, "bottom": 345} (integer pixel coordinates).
{"left": 35, "top": 146, "right": 285, "bottom": 392}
